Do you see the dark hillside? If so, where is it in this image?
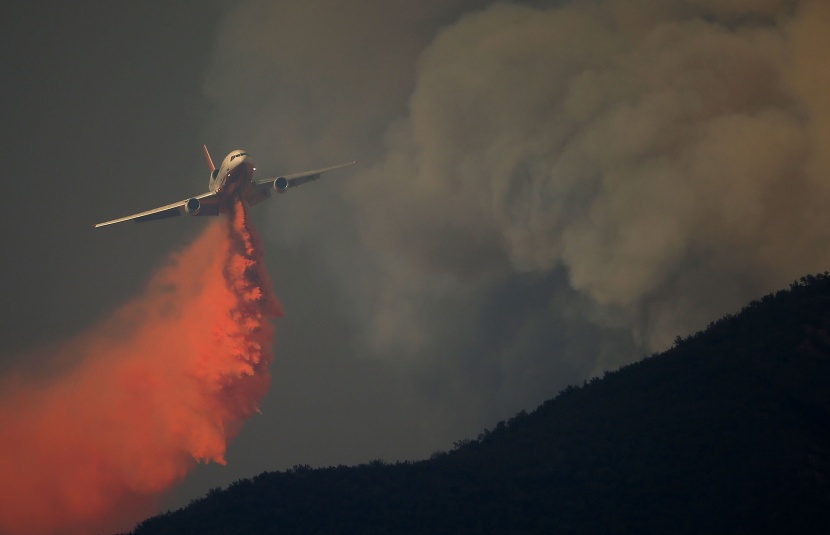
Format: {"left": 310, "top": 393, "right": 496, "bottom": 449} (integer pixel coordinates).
{"left": 126, "top": 274, "right": 830, "bottom": 534}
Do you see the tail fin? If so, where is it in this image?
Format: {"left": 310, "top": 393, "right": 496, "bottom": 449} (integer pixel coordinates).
{"left": 202, "top": 144, "right": 216, "bottom": 173}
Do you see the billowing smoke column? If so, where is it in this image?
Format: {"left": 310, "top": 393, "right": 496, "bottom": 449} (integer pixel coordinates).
{"left": 201, "top": 0, "right": 830, "bottom": 431}
{"left": 351, "top": 0, "right": 830, "bottom": 353}
{"left": 0, "top": 200, "right": 281, "bottom": 535}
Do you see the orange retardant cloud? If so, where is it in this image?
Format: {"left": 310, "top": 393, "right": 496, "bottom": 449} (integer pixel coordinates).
{"left": 0, "top": 200, "right": 282, "bottom": 535}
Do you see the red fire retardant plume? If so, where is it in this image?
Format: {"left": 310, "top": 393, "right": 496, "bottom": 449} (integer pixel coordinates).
{"left": 0, "top": 200, "right": 282, "bottom": 535}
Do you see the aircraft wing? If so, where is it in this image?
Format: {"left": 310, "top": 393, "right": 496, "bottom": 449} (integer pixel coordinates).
{"left": 94, "top": 190, "right": 220, "bottom": 228}
{"left": 252, "top": 161, "right": 357, "bottom": 194}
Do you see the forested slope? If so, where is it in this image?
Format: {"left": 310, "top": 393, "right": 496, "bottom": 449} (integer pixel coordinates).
{"left": 126, "top": 274, "right": 830, "bottom": 534}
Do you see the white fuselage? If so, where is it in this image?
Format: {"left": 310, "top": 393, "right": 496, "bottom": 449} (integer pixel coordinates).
{"left": 94, "top": 146, "right": 354, "bottom": 228}
{"left": 209, "top": 150, "right": 256, "bottom": 204}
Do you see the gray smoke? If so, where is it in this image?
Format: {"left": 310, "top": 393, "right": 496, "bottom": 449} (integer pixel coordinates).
{"left": 201, "top": 0, "right": 830, "bottom": 435}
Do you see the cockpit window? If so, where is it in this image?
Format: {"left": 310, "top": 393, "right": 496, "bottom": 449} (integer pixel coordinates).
{"left": 230, "top": 152, "right": 249, "bottom": 161}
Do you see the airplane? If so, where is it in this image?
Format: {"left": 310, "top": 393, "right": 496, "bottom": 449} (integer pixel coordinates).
{"left": 95, "top": 145, "right": 355, "bottom": 227}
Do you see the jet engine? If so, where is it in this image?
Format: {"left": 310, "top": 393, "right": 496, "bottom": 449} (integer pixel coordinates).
{"left": 184, "top": 197, "right": 201, "bottom": 215}
{"left": 273, "top": 176, "right": 289, "bottom": 193}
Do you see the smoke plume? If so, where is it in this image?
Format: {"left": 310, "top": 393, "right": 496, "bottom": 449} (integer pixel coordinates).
{"left": 352, "top": 0, "right": 830, "bottom": 350}
{"left": 200, "top": 0, "right": 830, "bottom": 432}
{"left": 0, "top": 201, "right": 280, "bottom": 535}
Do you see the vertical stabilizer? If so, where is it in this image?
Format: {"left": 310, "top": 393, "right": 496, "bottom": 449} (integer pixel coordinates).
{"left": 202, "top": 144, "right": 216, "bottom": 172}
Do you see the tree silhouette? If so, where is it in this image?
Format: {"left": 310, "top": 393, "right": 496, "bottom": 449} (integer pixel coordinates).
{"left": 126, "top": 273, "right": 830, "bottom": 535}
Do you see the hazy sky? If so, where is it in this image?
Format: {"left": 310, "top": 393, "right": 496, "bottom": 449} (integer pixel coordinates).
{"left": 1, "top": 0, "right": 829, "bottom": 530}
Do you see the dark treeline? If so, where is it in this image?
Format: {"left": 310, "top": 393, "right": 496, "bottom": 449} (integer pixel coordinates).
{"left": 125, "top": 274, "right": 830, "bottom": 534}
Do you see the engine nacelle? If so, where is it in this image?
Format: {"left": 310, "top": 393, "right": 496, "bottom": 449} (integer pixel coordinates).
{"left": 273, "top": 176, "right": 289, "bottom": 193}
{"left": 184, "top": 197, "right": 201, "bottom": 215}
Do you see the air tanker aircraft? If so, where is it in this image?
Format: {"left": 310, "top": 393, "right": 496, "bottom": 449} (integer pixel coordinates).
{"left": 95, "top": 145, "right": 355, "bottom": 227}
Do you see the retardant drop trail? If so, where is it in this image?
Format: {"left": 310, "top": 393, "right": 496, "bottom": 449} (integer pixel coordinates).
{"left": 0, "top": 200, "right": 281, "bottom": 535}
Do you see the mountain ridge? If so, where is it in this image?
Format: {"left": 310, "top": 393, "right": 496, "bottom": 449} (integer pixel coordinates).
{"left": 125, "top": 273, "right": 830, "bottom": 534}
